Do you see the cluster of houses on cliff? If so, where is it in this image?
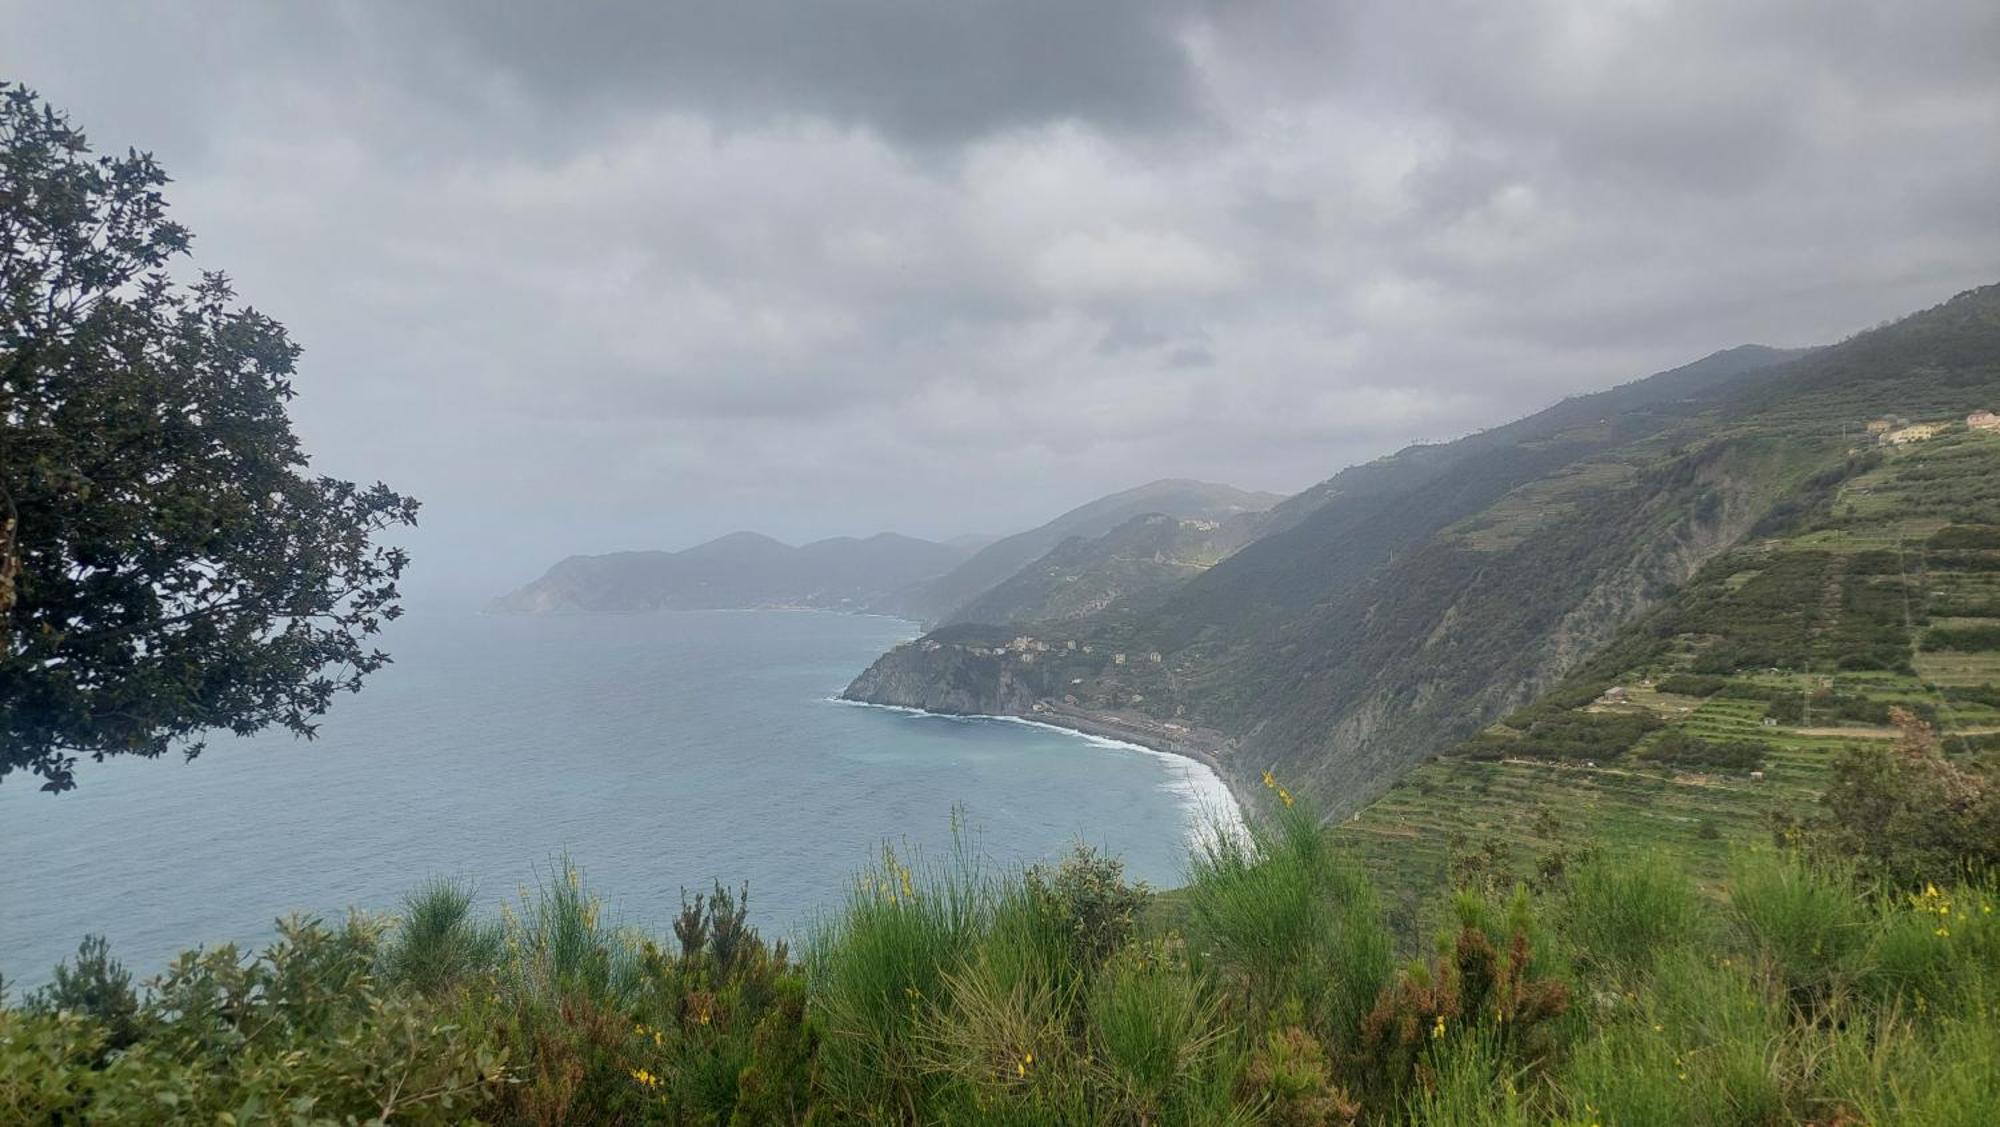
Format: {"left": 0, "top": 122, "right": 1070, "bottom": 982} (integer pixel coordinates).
{"left": 1864, "top": 410, "right": 1999, "bottom": 446}
{"left": 920, "top": 633, "right": 1165, "bottom": 670}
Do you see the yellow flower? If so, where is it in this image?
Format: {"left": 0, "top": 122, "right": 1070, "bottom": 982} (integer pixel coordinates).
{"left": 1432, "top": 1015, "right": 1446, "bottom": 1039}
{"left": 1279, "top": 787, "right": 1295, "bottom": 808}
{"left": 1262, "top": 770, "right": 1276, "bottom": 790}
{"left": 900, "top": 868, "right": 916, "bottom": 900}
{"left": 630, "top": 1068, "right": 659, "bottom": 1088}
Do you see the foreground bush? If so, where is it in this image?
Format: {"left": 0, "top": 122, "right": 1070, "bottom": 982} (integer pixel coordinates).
{"left": 5, "top": 802, "right": 1998, "bottom": 1124}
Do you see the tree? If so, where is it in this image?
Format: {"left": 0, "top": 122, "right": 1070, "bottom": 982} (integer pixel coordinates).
{"left": 1, "top": 84, "right": 418, "bottom": 791}
{"left": 1816, "top": 708, "right": 2000, "bottom": 884}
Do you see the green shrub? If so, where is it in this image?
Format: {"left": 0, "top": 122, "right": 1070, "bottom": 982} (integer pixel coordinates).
{"left": 12, "top": 918, "right": 509, "bottom": 1124}
{"left": 1728, "top": 852, "right": 1870, "bottom": 1005}
{"left": 1763, "top": 695, "right": 1805, "bottom": 724}
{"left": 1025, "top": 843, "right": 1151, "bottom": 975}
{"left": 1087, "top": 941, "right": 1233, "bottom": 1123}
{"left": 1556, "top": 953, "right": 1788, "bottom": 1127}
{"left": 1561, "top": 853, "right": 1706, "bottom": 976}
{"left": 382, "top": 879, "right": 501, "bottom": 997}
{"left": 1922, "top": 624, "right": 2000, "bottom": 652}
{"left": 25, "top": 935, "right": 142, "bottom": 1055}
{"left": 1928, "top": 524, "right": 2000, "bottom": 549}
{"left": 1821, "top": 1004, "right": 2000, "bottom": 1127}
{"left": 1815, "top": 710, "right": 2000, "bottom": 884}
{"left": 808, "top": 837, "right": 995, "bottom": 1120}
{"left": 1635, "top": 730, "right": 1769, "bottom": 772}
{"left": 10, "top": 796, "right": 2000, "bottom": 1124}
{"left": 1510, "top": 711, "right": 1663, "bottom": 761}
{"left": 1240, "top": 1024, "right": 1358, "bottom": 1126}
{"left": 1186, "top": 797, "right": 1390, "bottom": 1037}
{"left": 1359, "top": 891, "right": 1570, "bottom": 1109}
{"left": 1656, "top": 674, "right": 1727, "bottom": 697}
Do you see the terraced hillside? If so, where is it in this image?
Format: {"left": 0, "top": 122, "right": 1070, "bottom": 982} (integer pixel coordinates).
{"left": 1338, "top": 426, "right": 2000, "bottom": 923}
{"left": 849, "top": 285, "right": 2000, "bottom": 814}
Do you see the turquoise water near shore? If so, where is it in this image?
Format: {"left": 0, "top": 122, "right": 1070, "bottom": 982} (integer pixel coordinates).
{"left": 1, "top": 609, "right": 1235, "bottom": 987}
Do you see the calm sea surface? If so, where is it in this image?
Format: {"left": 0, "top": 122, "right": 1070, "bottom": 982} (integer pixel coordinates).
{"left": 2, "top": 610, "right": 1235, "bottom": 986}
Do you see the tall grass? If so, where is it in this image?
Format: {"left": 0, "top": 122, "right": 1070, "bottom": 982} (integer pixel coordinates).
{"left": 807, "top": 833, "right": 1003, "bottom": 1120}
{"left": 1087, "top": 941, "right": 1232, "bottom": 1123}
{"left": 1560, "top": 851, "right": 1706, "bottom": 977}
{"left": 10, "top": 808, "right": 2000, "bottom": 1124}
{"left": 1185, "top": 798, "right": 1392, "bottom": 1040}
{"left": 1727, "top": 850, "right": 1870, "bottom": 1006}
{"left": 383, "top": 878, "right": 503, "bottom": 996}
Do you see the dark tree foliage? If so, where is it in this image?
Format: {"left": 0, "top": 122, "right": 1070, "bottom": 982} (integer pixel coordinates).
{"left": 1635, "top": 730, "right": 1768, "bottom": 771}
{"left": 1815, "top": 709, "right": 2000, "bottom": 885}
{"left": 1923, "top": 625, "right": 2000, "bottom": 653}
{"left": 1928, "top": 524, "right": 2000, "bottom": 550}
{"left": 1655, "top": 673, "right": 1727, "bottom": 697}
{"left": 1466, "top": 710, "right": 1661, "bottom": 762}
{"left": 1, "top": 85, "right": 418, "bottom": 791}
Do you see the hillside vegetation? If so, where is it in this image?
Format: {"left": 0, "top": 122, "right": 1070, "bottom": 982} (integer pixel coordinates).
{"left": 7, "top": 797, "right": 1996, "bottom": 1125}
{"left": 909, "top": 480, "right": 1284, "bottom": 625}
{"left": 945, "top": 512, "right": 1252, "bottom": 628}
{"left": 1339, "top": 424, "right": 2000, "bottom": 927}
{"left": 846, "top": 288, "right": 2000, "bottom": 816}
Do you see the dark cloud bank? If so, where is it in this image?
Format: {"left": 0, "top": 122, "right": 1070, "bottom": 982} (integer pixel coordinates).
{"left": 6, "top": 1, "right": 1998, "bottom": 599}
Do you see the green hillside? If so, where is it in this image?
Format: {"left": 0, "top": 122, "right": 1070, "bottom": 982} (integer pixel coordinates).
{"left": 1339, "top": 424, "right": 2000, "bottom": 920}
{"left": 847, "top": 287, "right": 2000, "bottom": 815}
{"left": 944, "top": 512, "right": 1249, "bottom": 627}
{"left": 907, "top": 480, "right": 1284, "bottom": 624}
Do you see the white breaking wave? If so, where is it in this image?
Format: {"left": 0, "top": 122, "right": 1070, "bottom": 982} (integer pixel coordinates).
{"left": 828, "top": 697, "right": 1248, "bottom": 852}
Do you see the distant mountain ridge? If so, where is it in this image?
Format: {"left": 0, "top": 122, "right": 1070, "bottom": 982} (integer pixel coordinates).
{"left": 489, "top": 530, "right": 971, "bottom": 615}
{"left": 491, "top": 479, "right": 1283, "bottom": 620}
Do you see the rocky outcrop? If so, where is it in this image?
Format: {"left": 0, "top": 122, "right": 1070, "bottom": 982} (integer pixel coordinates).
{"left": 841, "top": 640, "right": 1045, "bottom": 716}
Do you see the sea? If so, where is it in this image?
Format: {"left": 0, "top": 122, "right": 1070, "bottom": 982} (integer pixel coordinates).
{"left": 0, "top": 609, "right": 1239, "bottom": 988}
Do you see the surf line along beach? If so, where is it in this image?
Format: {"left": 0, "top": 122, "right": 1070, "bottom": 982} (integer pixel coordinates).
{"left": 830, "top": 697, "right": 1248, "bottom": 851}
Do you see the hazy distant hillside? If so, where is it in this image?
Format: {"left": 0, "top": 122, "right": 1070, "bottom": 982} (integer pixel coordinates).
{"left": 846, "top": 288, "right": 2000, "bottom": 813}
{"left": 491, "top": 531, "right": 971, "bottom": 615}
{"left": 944, "top": 511, "right": 1262, "bottom": 627}
{"left": 908, "top": 479, "right": 1283, "bottom": 624}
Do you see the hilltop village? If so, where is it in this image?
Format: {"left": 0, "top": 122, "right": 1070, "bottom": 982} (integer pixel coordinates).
{"left": 1868, "top": 408, "right": 1999, "bottom": 445}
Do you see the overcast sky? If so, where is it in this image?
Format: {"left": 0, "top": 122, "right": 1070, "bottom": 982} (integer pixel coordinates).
{"left": 7, "top": 1, "right": 1999, "bottom": 601}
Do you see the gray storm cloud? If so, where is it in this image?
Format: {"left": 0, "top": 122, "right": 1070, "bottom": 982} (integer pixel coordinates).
{"left": 5, "top": 0, "right": 1997, "bottom": 599}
